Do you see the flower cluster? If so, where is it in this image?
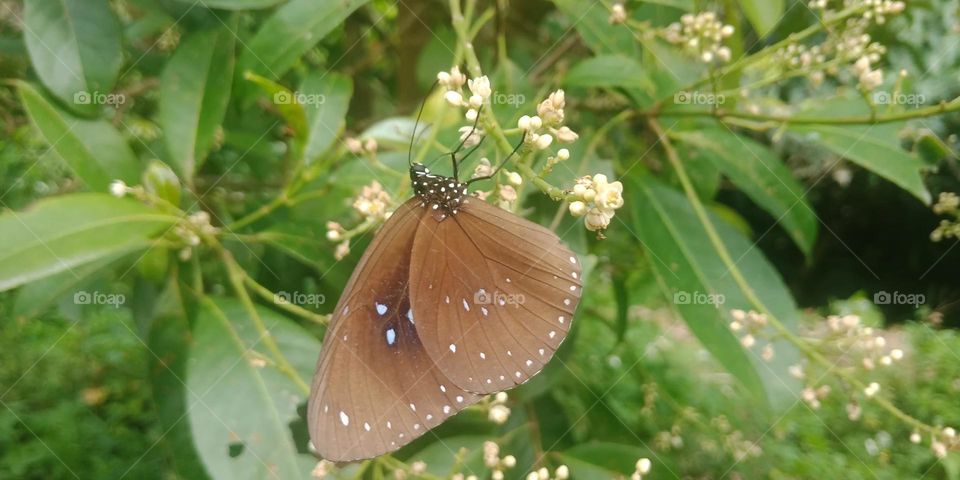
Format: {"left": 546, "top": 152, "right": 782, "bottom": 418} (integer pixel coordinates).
{"left": 352, "top": 180, "right": 392, "bottom": 221}
{"left": 568, "top": 174, "right": 625, "bottom": 232}
{"left": 482, "top": 441, "right": 517, "bottom": 480}
{"left": 822, "top": 314, "right": 904, "bottom": 370}
{"left": 728, "top": 309, "right": 777, "bottom": 359}
{"left": 770, "top": 1, "right": 904, "bottom": 90}
{"left": 931, "top": 192, "right": 960, "bottom": 242}
{"left": 663, "top": 12, "right": 735, "bottom": 64}
{"left": 344, "top": 136, "right": 378, "bottom": 155}
{"left": 488, "top": 391, "right": 511, "bottom": 424}
{"left": 311, "top": 460, "right": 336, "bottom": 478}
{"left": 170, "top": 210, "right": 217, "bottom": 261}
{"left": 518, "top": 90, "right": 579, "bottom": 150}
{"left": 438, "top": 67, "right": 492, "bottom": 142}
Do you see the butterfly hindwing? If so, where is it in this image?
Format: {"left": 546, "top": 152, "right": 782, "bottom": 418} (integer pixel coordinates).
{"left": 408, "top": 197, "right": 583, "bottom": 394}
{"left": 308, "top": 199, "right": 480, "bottom": 462}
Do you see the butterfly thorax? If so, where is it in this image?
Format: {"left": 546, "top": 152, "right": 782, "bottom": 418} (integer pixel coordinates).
{"left": 410, "top": 163, "right": 468, "bottom": 219}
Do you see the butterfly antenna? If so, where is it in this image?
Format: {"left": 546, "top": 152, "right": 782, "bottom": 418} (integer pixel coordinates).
{"left": 409, "top": 79, "right": 439, "bottom": 167}
{"left": 452, "top": 135, "right": 487, "bottom": 181}
{"left": 466, "top": 132, "right": 526, "bottom": 186}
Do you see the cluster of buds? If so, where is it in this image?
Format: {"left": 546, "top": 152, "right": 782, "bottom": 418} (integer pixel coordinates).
{"left": 482, "top": 441, "right": 517, "bottom": 480}
{"left": 518, "top": 90, "right": 579, "bottom": 150}
{"left": 488, "top": 391, "right": 511, "bottom": 424}
{"left": 931, "top": 192, "right": 960, "bottom": 242}
{"left": 725, "top": 431, "right": 763, "bottom": 459}
{"left": 728, "top": 309, "right": 774, "bottom": 359}
{"left": 663, "top": 12, "right": 735, "bottom": 64}
{"left": 631, "top": 458, "right": 652, "bottom": 480}
{"left": 344, "top": 137, "right": 378, "bottom": 155}
{"left": 524, "top": 465, "right": 569, "bottom": 480}
{"left": 929, "top": 427, "right": 958, "bottom": 459}
{"left": 437, "top": 67, "right": 493, "bottom": 137}
{"left": 801, "top": 384, "right": 832, "bottom": 409}
{"left": 852, "top": 54, "right": 884, "bottom": 91}
{"left": 823, "top": 314, "right": 904, "bottom": 370}
{"left": 861, "top": 0, "right": 906, "bottom": 24}
{"left": 352, "top": 180, "right": 392, "bottom": 221}
{"left": 654, "top": 425, "right": 684, "bottom": 450}
{"left": 568, "top": 174, "right": 625, "bottom": 233}
{"left": 172, "top": 211, "right": 217, "bottom": 261}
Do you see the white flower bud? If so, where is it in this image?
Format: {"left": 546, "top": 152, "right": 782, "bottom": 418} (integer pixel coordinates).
{"left": 529, "top": 115, "right": 543, "bottom": 130}
{"left": 535, "top": 134, "right": 553, "bottom": 150}
{"left": 555, "top": 126, "right": 579, "bottom": 143}
{"left": 910, "top": 432, "right": 922, "bottom": 444}
{"left": 740, "top": 334, "right": 755, "bottom": 348}
{"left": 468, "top": 75, "right": 492, "bottom": 99}
{"left": 506, "top": 171, "right": 523, "bottom": 186}
{"left": 465, "top": 108, "right": 478, "bottom": 121}
{"left": 469, "top": 94, "right": 483, "bottom": 109}
{"left": 488, "top": 404, "right": 511, "bottom": 424}
{"left": 345, "top": 137, "right": 363, "bottom": 154}
{"left": 518, "top": 115, "right": 532, "bottom": 131}
{"left": 891, "top": 349, "right": 904, "bottom": 360}
{"left": 537, "top": 467, "right": 549, "bottom": 480}
{"left": 444, "top": 90, "right": 464, "bottom": 106}
{"left": 555, "top": 465, "right": 570, "bottom": 479}
{"left": 569, "top": 201, "right": 588, "bottom": 217}
{"left": 502, "top": 455, "right": 516, "bottom": 468}
{"left": 636, "top": 458, "right": 652, "bottom": 474}
{"left": 557, "top": 148, "right": 570, "bottom": 161}
{"left": 437, "top": 71, "right": 451, "bottom": 85}
{"left": 109, "top": 180, "right": 128, "bottom": 197}
{"left": 326, "top": 229, "right": 341, "bottom": 241}
{"left": 864, "top": 382, "right": 880, "bottom": 398}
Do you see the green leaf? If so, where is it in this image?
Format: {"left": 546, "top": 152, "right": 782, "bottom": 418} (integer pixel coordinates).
{"left": 170, "top": 0, "right": 286, "bottom": 9}
{"left": 158, "top": 24, "right": 236, "bottom": 179}
{"left": 301, "top": 72, "right": 353, "bottom": 163}
{"left": 187, "top": 296, "right": 319, "bottom": 480}
{"left": 143, "top": 160, "right": 183, "bottom": 207}
{"left": 240, "top": 0, "right": 370, "bottom": 82}
{"left": 552, "top": 0, "right": 638, "bottom": 56}
{"left": 565, "top": 55, "right": 654, "bottom": 90}
{"left": 673, "top": 128, "right": 818, "bottom": 255}
{"left": 12, "top": 253, "right": 122, "bottom": 319}
{"left": 17, "top": 81, "right": 141, "bottom": 191}
{"left": 738, "top": 0, "right": 785, "bottom": 37}
{"left": 244, "top": 71, "right": 308, "bottom": 137}
{"left": 627, "top": 176, "right": 802, "bottom": 409}
{"left": 0, "top": 194, "right": 179, "bottom": 291}
{"left": 790, "top": 122, "right": 931, "bottom": 204}
{"left": 22, "top": 0, "right": 123, "bottom": 114}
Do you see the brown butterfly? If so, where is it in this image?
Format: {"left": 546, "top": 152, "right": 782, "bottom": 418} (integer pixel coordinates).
{"left": 308, "top": 103, "right": 583, "bottom": 462}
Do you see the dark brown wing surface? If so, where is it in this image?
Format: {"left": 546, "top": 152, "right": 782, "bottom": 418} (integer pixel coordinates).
{"left": 408, "top": 197, "right": 583, "bottom": 394}
{"left": 308, "top": 198, "right": 480, "bottom": 462}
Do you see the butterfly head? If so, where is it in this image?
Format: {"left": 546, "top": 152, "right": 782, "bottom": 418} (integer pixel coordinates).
{"left": 410, "top": 163, "right": 468, "bottom": 218}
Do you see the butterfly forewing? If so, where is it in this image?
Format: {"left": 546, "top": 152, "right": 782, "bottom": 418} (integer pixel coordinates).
{"left": 309, "top": 199, "right": 480, "bottom": 462}
{"left": 408, "top": 198, "right": 583, "bottom": 394}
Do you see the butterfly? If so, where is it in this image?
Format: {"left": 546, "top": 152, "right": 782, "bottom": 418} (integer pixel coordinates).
{"left": 307, "top": 100, "right": 583, "bottom": 462}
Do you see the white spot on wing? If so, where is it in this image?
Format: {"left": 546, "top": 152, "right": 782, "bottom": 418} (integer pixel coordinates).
{"left": 364, "top": 422, "right": 371, "bottom": 432}
{"left": 409, "top": 403, "right": 416, "bottom": 412}
{"left": 481, "top": 306, "right": 488, "bottom": 316}
{"left": 445, "top": 296, "right": 450, "bottom": 304}
{"left": 559, "top": 316, "right": 565, "bottom": 324}
{"left": 480, "top": 352, "right": 486, "bottom": 359}
{"left": 375, "top": 302, "right": 388, "bottom": 315}
{"left": 570, "top": 256, "right": 577, "bottom": 264}
{"left": 449, "top": 344, "right": 457, "bottom": 353}
{"left": 570, "top": 285, "right": 577, "bottom": 291}
{"left": 539, "top": 348, "right": 545, "bottom": 356}
{"left": 549, "top": 331, "right": 556, "bottom": 338}
{"left": 339, "top": 411, "right": 349, "bottom": 426}
{"left": 443, "top": 405, "right": 451, "bottom": 414}
{"left": 456, "top": 395, "right": 464, "bottom": 403}
{"left": 564, "top": 298, "right": 571, "bottom": 306}
{"left": 407, "top": 308, "right": 414, "bottom": 324}
{"left": 440, "top": 385, "right": 446, "bottom": 393}
{"left": 386, "top": 328, "right": 396, "bottom": 345}
{"left": 462, "top": 299, "right": 470, "bottom": 311}
{"left": 572, "top": 272, "right": 578, "bottom": 279}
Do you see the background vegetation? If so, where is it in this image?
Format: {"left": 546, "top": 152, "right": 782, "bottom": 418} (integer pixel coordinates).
{"left": 1, "top": 0, "right": 959, "bottom": 478}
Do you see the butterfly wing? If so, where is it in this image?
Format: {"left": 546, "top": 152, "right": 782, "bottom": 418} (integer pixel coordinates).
{"left": 408, "top": 198, "right": 583, "bottom": 394}
{"left": 308, "top": 198, "right": 480, "bottom": 462}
